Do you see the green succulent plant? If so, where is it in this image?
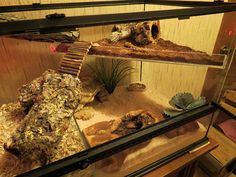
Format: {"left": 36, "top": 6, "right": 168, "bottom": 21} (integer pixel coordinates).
{"left": 88, "top": 59, "right": 135, "bottom": 94}
{"left": 164, "top": 92, "right": 206, "bottom": 117}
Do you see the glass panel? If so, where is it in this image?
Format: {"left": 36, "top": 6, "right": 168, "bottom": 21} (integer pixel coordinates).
{"left": 213, "top": 108, "right": 236, "bottom": 143}
{"left": 0, "top": 2, "right": 235, "bottom": 176}
{"left": 0, "top": 104, "right": 89, "bottom": 176}
{"left": 0, "top": 5, "right": 145, "bottom": 21}
{"left": 213, "top": 43, "right": 236, "bottom": 143}
{"left": 66, "top": 113, "right": 212, "bottom": 177}
{"left": 0, "top": 1, "right": 183, "bottom": 21}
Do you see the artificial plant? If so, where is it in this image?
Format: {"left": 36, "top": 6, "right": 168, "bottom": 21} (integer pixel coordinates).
{"left": 164, "top": 92, "right": 206, "bottom": 117}
{"left": 88, "top": 59, "right": 135, "bottom": 94}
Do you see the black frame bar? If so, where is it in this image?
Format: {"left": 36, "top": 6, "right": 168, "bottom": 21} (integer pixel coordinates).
{"left": 1, "top": 4, "right": 236, "bottom": 35}
{"left": 0, "top": 0, "right": 144, "bottom": 13}
{"left": 127, "top": 137, "right": 209, "bottom": 177}
{"left": 18, "top": 104, "right": 216, "bottom": 177}
{"left": 0, "top": 1, "right": 233, "bottom": 176}
{"left": 0, "top": 0, "right": 235, "bottom": 13}
{"left": 212, "top": 102, "right": 236, "bottom": 120}
{"left": 147, "top": 0, "right": 236, "bottom": 7}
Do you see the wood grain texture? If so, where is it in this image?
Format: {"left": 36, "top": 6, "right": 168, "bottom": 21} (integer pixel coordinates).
{"left": 220, "top": 102, "right": 236, "bottom": 116}
{"left": 219, "top": 50, "right": 236, "bottom": 95}
{"left": 144, "top": 138, "right": 218, "bottom": 177}
{"left": 208, "top": 127, "right": 236, "bottom": 166}
{"left": 0, "top": 2, "right": 143, "bottom": 104}
{"left": 223, "top": 89, "right": 236, "bottom": 105}
{"left": 0, "top": 37, "right": 61, "bottom": 104}
{"left": 0, "top": 0, "right": 225, "bottom": 105}
{"left": 142, "top": 62, "right": 207, "bottom": 105}
{"left": 200, "top": 104, "right": 236, "bottom": 177}
{"left": 140, "top": 3, "right": 224, "bottom": 102}
{"left": 201, "top": 0, "right": 236, "bottom": 102}
{"left": 145, "top": 4, "right": 224, "bottom": 54}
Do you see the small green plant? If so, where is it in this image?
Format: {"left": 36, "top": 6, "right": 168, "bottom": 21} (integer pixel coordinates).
{"left": 88, "top": 59, "right": 135, "bottom": 94}
{"left": 164, "top": 92, "right": 206, "bottom": 117}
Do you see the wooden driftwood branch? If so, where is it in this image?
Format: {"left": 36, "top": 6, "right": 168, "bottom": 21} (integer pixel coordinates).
{"left": 110, "top": 21, "right": 160, "bottom": 45}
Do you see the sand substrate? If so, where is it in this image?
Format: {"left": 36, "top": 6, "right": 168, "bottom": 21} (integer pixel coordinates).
{"left": 76, "top": 86, "right": 207, "bottom": 176}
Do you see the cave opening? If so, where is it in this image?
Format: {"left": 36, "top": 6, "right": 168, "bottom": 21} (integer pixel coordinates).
{"left": 151, "top": 24, "right": 159, "bottom": 39}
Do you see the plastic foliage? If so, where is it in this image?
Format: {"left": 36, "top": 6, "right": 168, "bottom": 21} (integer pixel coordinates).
{"left": 88, "top": 59, "right": 135, "bottom": 94}
{"left": 164, "top": 92, "right": 206, "bottom": 117}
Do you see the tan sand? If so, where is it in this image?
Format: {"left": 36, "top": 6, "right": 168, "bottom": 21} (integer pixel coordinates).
{"left": 94, "top": 122, "right": 206, "bottom": 177}
{"left": 76, "top": 86, "right": 167, "bottom": 130}
{"left": 75, "top": 86, "right": 207, "bottom": 176}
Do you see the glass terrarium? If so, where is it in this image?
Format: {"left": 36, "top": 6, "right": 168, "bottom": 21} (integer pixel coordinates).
{"left": 0, "top": 1, "right": 235, "bottom": 177}
{"left": 212, "top": 38, "right": 236, "bottom": 144}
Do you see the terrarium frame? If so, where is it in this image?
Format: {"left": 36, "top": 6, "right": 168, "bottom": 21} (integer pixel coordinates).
{"left": 0, "top": 1, "right": 235, "bottom": 177}
{"left": 0, "top": 1, "right": 236, "bottom": 35}
{"left": 213, "top": 102, "right": 236, "bottom": 121}
{"left": 0, "top": 0, "right": 235, "bottom": 13}
{"left": 19, "top": 104, "right": 215, "bottom": 177}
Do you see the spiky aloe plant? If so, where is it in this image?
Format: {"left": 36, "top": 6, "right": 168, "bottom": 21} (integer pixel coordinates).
{"left": 88, "top": 59, "right": 135, "bottom": 94}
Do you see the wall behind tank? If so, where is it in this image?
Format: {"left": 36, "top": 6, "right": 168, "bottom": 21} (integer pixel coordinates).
{"left": 0, "top": 1, "right": 143, "bottom": 104}
{"left": 0, "top": 38, "right": 61, "bottom": 103}
{"left": 141, "top": 3, "right": 224, "bottom": 106}
{"left": 0, "top": 0, "right": 224, "bottom": 105}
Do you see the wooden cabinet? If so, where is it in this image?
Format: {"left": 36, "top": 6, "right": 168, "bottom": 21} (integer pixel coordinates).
{"left": 199, "top": 127, "right": 236, "bottom": 177}
{"left": 144, "top": 138, "right": 218, "bottom": 177}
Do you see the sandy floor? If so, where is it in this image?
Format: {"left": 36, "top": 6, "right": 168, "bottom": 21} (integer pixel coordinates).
{"left": 75, "top": 86, "right": 207, "bottom": 176}
{"left": 76, "top": 86, "right": 167, "bottom": 130}
{"left": 0, "top": 86, "right": 208, "bottom": 177}
{"left": 90, "top": 122, "right": 206, "bottom": 177}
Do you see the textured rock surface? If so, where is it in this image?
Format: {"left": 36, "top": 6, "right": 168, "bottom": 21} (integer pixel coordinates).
{"left": 0, "top": 103, "right": 87, "bottom": 177}
{"left": 4, "top": 70, "right": 82, "bottom": 165}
